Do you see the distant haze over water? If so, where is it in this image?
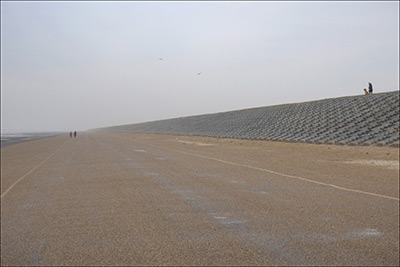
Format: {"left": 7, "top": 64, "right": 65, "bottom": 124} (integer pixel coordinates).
{"left": 0, "top": 131, "right": 65, "bottom": 146}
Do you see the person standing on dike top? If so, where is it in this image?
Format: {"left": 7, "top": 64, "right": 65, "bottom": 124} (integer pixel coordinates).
{"left": 74, "top": 131, "right": 77, "bottom": 138}
{"left": 368, "top": 82, "right": 373, "bottom": 94}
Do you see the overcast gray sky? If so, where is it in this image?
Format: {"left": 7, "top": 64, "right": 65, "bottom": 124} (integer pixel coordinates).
{"left": 1, "top": 1, "right": 399, "bottom": 132}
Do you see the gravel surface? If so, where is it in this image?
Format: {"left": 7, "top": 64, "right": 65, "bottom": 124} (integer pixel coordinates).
{"left": 1, "top": 132, "right": 399, "bottom": 266}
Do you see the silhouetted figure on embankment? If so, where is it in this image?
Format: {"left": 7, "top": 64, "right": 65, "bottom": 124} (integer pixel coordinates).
{"left": 368, "top": 82, "right": 373, "bottom": 94}
{"left": 70, "top": 132, "right": 72, "bottom": 138}
{"left": 74, "top": 131, "right": 77, "bottom": 138}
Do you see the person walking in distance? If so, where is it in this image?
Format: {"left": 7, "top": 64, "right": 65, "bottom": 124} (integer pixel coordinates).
{"left": 70, "top": 131, "right": 72, "bottom": 138}
{"left": 368, "top": 82, "right": 373, "bottom": 94}
{"left": 74, "top": 131, "right": 77, "bottom": 138}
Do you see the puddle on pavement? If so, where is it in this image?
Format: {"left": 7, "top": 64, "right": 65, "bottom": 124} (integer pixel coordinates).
{"left": 355, "top": 228, "right": 382, "bottom": 238}
{"left": 306, "top": 228, "right": 383, "bottom": 245}
{"left": 229, "top": 180, "right": 245, "bottom": 184}
{"left": 214, "top": 216, "right": 249, "bottom": 230}
{"left": 219, "top": 219, "right": 248, "bottom": 225}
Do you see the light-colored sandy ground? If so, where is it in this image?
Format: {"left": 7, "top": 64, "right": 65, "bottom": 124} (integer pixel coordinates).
{"left": 344, "top": 159, "right": 399, "bottom": 170}
{"left": 1, "top": 132, "right": 399, "bottom": 266}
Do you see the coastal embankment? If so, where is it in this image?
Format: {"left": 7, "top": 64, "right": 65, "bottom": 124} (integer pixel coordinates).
{"left": 103, "top": 91, "right": 399, "bottom": 147}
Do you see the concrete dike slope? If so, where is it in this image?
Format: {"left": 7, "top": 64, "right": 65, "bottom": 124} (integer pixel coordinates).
{"left": 104, "top": 91, "right": 400, "bottom": 147}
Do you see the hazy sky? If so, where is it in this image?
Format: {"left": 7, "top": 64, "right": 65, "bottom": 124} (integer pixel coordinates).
{"left": 1, "top": 1, "right": 399, "bottom": 132}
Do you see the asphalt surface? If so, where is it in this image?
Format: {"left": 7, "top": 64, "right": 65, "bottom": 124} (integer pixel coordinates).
{"left": 1, "top": 132, "right": 399, "bottom": 266}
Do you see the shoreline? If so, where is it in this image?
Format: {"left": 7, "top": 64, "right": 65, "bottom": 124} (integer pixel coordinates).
{"left": 0, "top": 132, "right": 66, "bottom": 147}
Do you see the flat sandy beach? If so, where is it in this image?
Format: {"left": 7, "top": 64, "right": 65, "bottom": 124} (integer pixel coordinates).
{"left": 1, "top": 132, "right": 399, "bottom": 266}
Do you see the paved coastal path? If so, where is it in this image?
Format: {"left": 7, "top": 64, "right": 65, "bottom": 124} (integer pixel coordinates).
{"left": 1, "top": 132, "right": 399, "bottom": 266}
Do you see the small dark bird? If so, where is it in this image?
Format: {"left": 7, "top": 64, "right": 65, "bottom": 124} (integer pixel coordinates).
{"left": 158, "top": 58, "right": 163, "bottom": 60}
{"left": 197, "top": 72, "right": 202, "bottom": 75}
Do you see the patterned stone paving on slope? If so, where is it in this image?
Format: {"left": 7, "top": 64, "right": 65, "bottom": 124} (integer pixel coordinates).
{"left": 104, "top": 91, "right": 399, "bottom": 147}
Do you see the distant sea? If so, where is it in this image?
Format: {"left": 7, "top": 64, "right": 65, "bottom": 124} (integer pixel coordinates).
{"left": 0, "top": 132, "right": 65, "bottom": 147}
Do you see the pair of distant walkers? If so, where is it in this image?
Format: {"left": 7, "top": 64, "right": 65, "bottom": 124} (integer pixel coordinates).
{"left": 69, "top": 131, "right": 77, "bottom": 138}
{"left": 363, "top": 82, "right": 373, "bottom": 95}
